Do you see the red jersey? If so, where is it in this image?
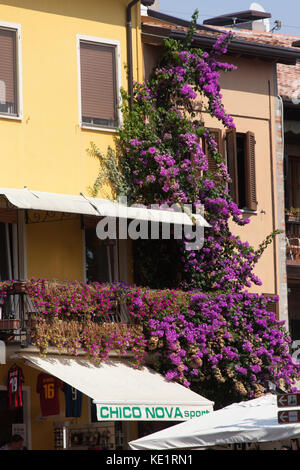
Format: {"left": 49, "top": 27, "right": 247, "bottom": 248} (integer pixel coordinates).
{"left": 7, "top": 365, "right": 24, "bottom": 408}
{"left": 36, "top": 373, "right": 63, "bottom": 416}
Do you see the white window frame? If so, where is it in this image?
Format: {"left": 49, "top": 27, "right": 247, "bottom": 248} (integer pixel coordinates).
{"left": 0, "top": 21, "right": 23, "bottom": 120}
{"left": 76, "top": 34, "right": 122, "bottom": 132}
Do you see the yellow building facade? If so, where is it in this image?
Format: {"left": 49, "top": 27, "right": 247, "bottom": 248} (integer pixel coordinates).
{"left": 0, "top": 2, "right": 299, "bottom": 451}
{"left": 0, "top": 0, "right": 143, "bottom": 283}
{"left": 0, "top": 0, "right": 143, "bottom": 450}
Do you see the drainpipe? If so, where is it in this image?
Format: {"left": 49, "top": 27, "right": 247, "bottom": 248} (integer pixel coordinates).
{"left": 127, "top": 0, "right": 155, "bottom": 110}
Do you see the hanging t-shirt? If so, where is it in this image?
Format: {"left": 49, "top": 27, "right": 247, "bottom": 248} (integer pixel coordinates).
{"left": 36, "top": 373, "right": 63, "bottom": 416}
{"left": 63, "top": 383, "right": 82, "bottom": 418}
{"left": 7, "top": 364, "right": 24, "bottom": 408}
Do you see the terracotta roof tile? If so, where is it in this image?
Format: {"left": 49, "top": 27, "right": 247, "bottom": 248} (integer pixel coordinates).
{"left": 213, "top": 27, "right": 300, "bottom": 100}
{"left": 211, "top": 25, "right": 300, "bottom": 49}
{"left": 142, "top": 15, "right": 300, "bottom": 100}
{"left": 220, "top": 28, "right": 300, "bottom": 100}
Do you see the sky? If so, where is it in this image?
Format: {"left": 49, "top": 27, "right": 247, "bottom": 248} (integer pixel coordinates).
{"left": 157, "top": 0, "right": 300, "bottom": 37}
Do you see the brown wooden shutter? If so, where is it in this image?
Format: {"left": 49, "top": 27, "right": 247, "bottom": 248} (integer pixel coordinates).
{"left": 245, "top": 131, "right": 257, "bottom": 210}
{"left": 226, "top": 129, "right": 239, "bottom": 204}
{"left": 0, "top": 28, "right": 17, "bottom": 114}
{"left": 263, "top": 293, "right": 279, "bottom": 319}
{"left": 203, "top": 128, "right": 222, "bottom": 173}
{"left": 80, "top": 41, "right": 117, "bottom": 125}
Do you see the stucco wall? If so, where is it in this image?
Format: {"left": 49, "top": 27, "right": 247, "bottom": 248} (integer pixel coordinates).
{"left": 142, "top": 45, "right": 283, "bottom": 301}
{"left": 26, "top": 216, "right": 84, "bottom": 281}
{"left": 0, "top": 0, "right": 141, "bottom": 196}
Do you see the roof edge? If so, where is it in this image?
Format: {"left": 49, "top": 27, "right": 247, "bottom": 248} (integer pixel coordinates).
{"left": 146, "top": 8, "right": 224, "bottom": 33}
{"left": 142, "top": 16, "right": 300, "bottom": 65}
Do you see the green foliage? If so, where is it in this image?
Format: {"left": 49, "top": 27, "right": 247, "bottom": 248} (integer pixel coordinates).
{"left": 86, "top": 142, "right": 128, "bottom": 199}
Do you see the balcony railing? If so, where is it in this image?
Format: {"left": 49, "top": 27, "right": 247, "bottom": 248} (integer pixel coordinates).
{"left": 286, "top": 214, "right": 300, "bottom": 267}
{"left": 0, "top": 281, "right": 33, "bottom": 345}
{"left": 286, "top": 236, "right": 300, "bottom": 265}
{"left": 0, "top": 280, "right": 130, "bottom": 347}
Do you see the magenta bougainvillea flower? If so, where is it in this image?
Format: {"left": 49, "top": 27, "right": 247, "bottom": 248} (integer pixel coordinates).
{"left": 0, "top": 14, "right": 297, "bottom": 405}
{"left": 114, "top": 12, "right": 300, "bottom": 402}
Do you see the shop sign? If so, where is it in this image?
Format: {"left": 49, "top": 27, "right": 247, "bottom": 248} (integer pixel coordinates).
{"left": 96, "top": 404, "right": 211, "bottom": 421}
{"left": 278, "top": 410, "right": 300, "bottom": 424}
{"left": 277, "top": 393, "right": 300, "bottom": 408}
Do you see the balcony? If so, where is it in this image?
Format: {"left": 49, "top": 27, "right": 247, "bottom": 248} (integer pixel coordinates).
{"left": 286, "top": 237, "right": 300, "bottom": 264}
{"left": 286, "top": 211, "right": 300, "bottom": 267}
{"left": 286, "top": 215, "right": 300, "bottom": 278}
{"left": 0, "top": 280, "right": 131, "bottom": 351}
{"left": 0, "top": 281, "right": 33, "bottom": 345}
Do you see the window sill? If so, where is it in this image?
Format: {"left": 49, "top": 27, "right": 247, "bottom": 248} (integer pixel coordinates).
{"left": 240, "top": 208, "right": 258, "bottom": 215}
{"left": 80, "top": 123, "right": 119, "bottom": 133}
{"left": 0, "top": 113, "right": 23, "bottom": 121}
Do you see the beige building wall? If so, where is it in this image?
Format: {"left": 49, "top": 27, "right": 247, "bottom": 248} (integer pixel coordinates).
{"left": 142, "top": 46, "right": 282, "bottom": 304}
{"left": 210, "top": 56, "right": 279, "bottom": 297}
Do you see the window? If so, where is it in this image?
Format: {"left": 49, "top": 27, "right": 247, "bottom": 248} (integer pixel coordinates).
{"left": 78, "top": 36, "right": 120, "bottom": 129}
{"left": 226, "top": 129, "right": 257, "bottom": 211}
{"left": 85, "top": 226, "right": 118, "bottom": 283}
{"left": 0, "top": 23, "right": 22, "bottom": 118}
{"left": 287, "top": 156, "right": 300, "bottom": 208}
{"left": 0, "top": 221, "right": 18, "bottom": 281}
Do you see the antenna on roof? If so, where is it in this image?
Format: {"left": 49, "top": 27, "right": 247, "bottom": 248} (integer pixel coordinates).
{"left": 270, "top": 20, "right": 282, "bottom": 33}
{"left": 249, "top": 2, "right": 270, "bottom": 31}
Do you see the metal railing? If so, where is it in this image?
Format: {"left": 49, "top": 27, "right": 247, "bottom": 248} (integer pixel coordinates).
{"left": 0, "top": 290, "right": 35, "bottom": 346}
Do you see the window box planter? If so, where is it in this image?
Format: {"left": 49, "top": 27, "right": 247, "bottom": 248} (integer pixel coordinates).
{"left": 6, "top": 281, "right": 27, "bottom": 294}
{"left": 0, "top": 319, "right": 21, "bottom": 330}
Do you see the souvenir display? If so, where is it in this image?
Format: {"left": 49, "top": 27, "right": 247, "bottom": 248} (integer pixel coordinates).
{"left": 36, "top": 373, "right": 63, "bottom": 416}
{"left": 67, "top": 423, "right": 115, "bottom": 450}
{"left": 63, "top": 383, "right": 82, "bottom": 418}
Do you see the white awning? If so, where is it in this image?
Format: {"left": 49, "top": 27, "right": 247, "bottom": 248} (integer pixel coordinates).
{"left": 129, "top": 394, "right": 300, "bottom": 450}
{"left": 19, "top": 354, "right": 214, "bottom": 421}
{"left": 0, "top": 188, "right": 210, "bottom": 227}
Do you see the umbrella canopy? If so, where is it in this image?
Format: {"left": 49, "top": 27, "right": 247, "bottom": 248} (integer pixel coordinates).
{"left": 129, "top": 394, "right": 300, "bottom": 450}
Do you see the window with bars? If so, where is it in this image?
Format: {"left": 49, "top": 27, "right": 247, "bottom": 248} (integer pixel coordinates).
{"left": 0, "top": 27, "right": 18, "bottom": 116}
{"left": 226, "top": 129, "right": 257, "bottom": 211}
{"left": 79, "top": 39, "right": 119, "bottom": 129}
